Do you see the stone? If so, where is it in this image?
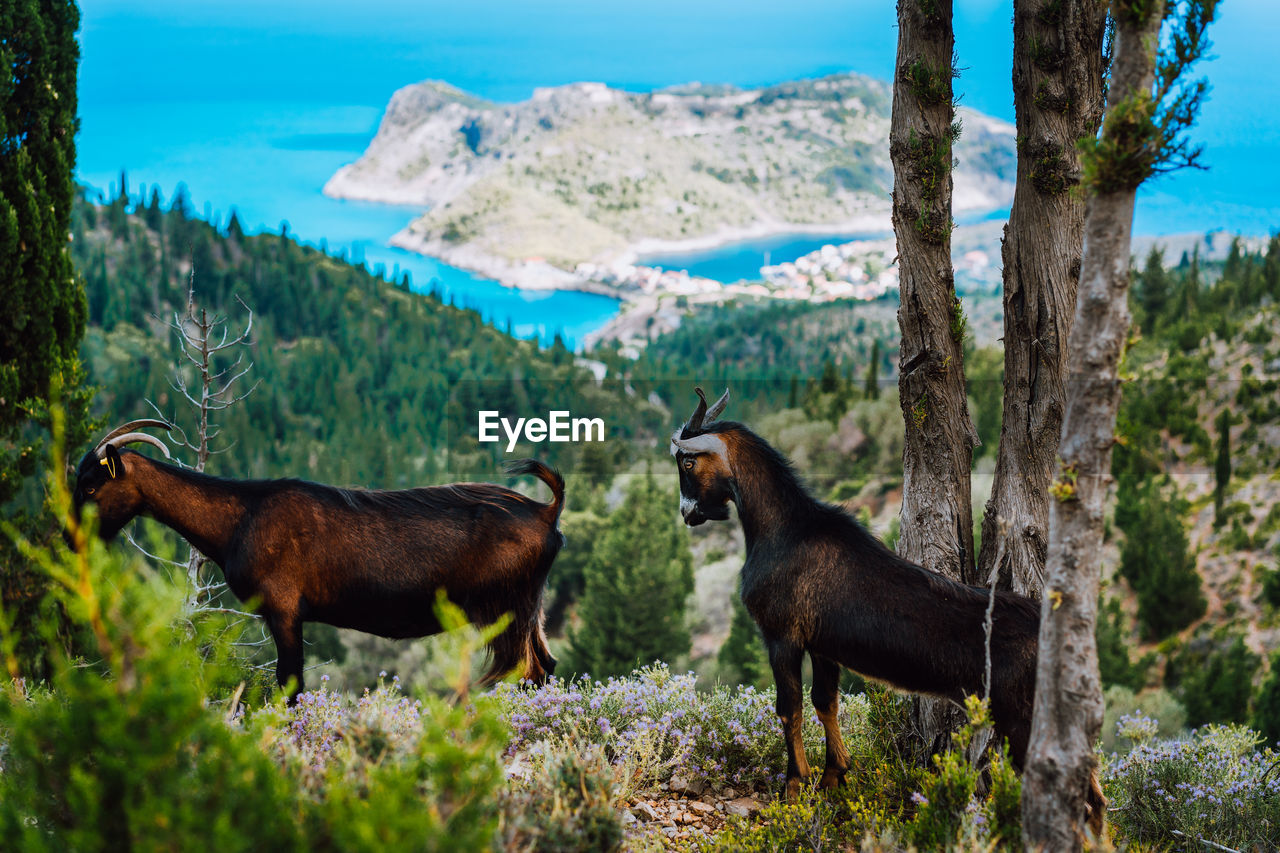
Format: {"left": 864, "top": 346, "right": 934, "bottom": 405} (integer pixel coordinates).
{"left": 632, "top": 801, "right": 660, "bottom": 822}
{"left": 725, "top": 797, "right": 763, "bottom": 819}
{"left": 689, "top": 801, "right": 715, "bottom": 814}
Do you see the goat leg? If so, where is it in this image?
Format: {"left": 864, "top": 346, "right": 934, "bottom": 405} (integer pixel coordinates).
{"left": 810, "top": 653, "right": 850, "bottom": 789}
{"left": 767, "top": 638, "right": 811, "bottom": 800}
{"left": 266, "top": 609, "right": 305, "bottom": 703}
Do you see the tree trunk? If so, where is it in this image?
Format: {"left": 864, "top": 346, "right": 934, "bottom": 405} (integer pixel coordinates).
{"left": 1022, "top": 6, "right": 1165, "bottom": 848}
{"left": 977, "top": 0, "right": 1108, "bottom": 599}
{"left": 890, "top": 0, "right": 977, "bottom": 759}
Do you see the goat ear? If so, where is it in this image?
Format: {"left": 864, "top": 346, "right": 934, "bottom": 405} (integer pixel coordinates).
{"left": 101, "top": 445, "right": 124, "bottom": 479}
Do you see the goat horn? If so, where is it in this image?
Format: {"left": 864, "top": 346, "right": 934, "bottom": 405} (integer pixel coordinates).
{"left": 102, "top": 432, "right": 172, "bottom": 459}
{"left": 687, "top": 388, "right": 709, "bottom": 432}
{"left": 669, "top": 432, "right": 728, "bottom": 457}
{"left": 704, "top": 388, "right": 730, "bottom": 422}
{"left": 95, "top": 419, "right": 173, "bottom": 450}
{"left": 94, "top": 419, "right": 173, "bottom": 457}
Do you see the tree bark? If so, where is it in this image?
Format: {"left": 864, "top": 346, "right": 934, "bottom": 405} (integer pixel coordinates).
{"left": 978, "top": 0, "right": 1108, "bottom": 599}
{"left": 1022, "top": 6, "right": 1165, "bottom": 848}
{"left": 890, "top": 0, "right": 977, "bottom": 758}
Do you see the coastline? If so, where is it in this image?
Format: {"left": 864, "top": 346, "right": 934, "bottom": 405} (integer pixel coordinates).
{"left": 387, "top": 212, "right": 915, "bottom": 296}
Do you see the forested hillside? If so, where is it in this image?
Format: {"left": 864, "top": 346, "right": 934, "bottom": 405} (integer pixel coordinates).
{"left": 1093, "top": 238, "right": 1280, "bottom": 742}
{"left": 71, "top": 186, "right": 666, "bottom": 489}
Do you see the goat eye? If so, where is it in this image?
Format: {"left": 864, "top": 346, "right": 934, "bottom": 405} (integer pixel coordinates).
{"left": 86, "top": 487, "right": 96, "bottom": 496}
{"left": 683, "top": 458, "right": 695, "bottom": 470}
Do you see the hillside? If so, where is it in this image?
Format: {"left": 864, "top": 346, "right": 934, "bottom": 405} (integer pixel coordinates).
{"left": 71, "top": 188, "right": 668, "bottom": 490}
{"left": 325, "top": 74, "right": 1016, "bottom": 287}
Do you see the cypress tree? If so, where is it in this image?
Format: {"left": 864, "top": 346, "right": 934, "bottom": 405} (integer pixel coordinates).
{"left": 567, "top": 471, "right": 694, "bottom": 678}
{"left": 1264, "top": 234, "right": 1280, "bottom": 300}
{"left": 1214, "top": 408, "right": 1231, "bottom": 524}
{"left": 0, "top": 0, "right": 87, "bottom": 442}
{"left": 864, "top": 339, "right": 880, "bottom": 400}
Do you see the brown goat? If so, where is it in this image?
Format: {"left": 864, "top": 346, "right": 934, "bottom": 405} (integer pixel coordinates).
{"left": 72, "top": 420, "right": 564, "bottom": 696}
{"left": 670, "top": 390, "right": 1104, "bottom": 834}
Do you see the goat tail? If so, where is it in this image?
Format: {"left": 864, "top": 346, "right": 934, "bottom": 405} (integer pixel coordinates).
{"left": 504, "top": 458, "right": 565, "bottom": 524}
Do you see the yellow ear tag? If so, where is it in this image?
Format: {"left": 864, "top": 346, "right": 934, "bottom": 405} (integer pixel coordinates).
{"left": 100, "top": 456, "right": 117, "bottom": 478}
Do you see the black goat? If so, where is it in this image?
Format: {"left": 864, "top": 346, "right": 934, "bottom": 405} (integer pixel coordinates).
{"left": 670, "top": 390, "right": 1104, "bottom": 831}
{"left": 72, "top": 420, "right": 564, "bottom": 696}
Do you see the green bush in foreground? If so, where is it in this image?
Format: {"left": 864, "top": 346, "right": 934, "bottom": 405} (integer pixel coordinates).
{"left": 0, "top": 515, "right": 300, "bottom": 851}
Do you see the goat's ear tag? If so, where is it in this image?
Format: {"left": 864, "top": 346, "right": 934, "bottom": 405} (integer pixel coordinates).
{"left": 100, "top": 456, "right": 118, "bottom": 479}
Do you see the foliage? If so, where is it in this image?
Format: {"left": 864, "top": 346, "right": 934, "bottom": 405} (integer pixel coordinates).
{"left": 1213, "top": 407, "right": 1231, "bottom": 523}
{"left": 1097, "top": 595, "right": 1152, "bottom": 690}
{"left": 1252, "top": 653, "right": 1280, "bottom": 746}
{"left": 0, "top": 0, "right": 87, "bottom": 434}
{"left": 1116, "top": 477, "right": 1204, "bottom": 641}
{"left": 567, "top": 472, "right": 694, "bottom": 678}
{"left": 72, "top": 189, "right": 666, "bottom": 491}
{"left": 493, "top": 664, "right": 803, "bottom": 793}
{"left": 0, "top": 0, "right": 96, "bottom": 682}
{"left": 0, "top": 496, "right": 301, "bottom": 850}
{"left": 1105, "top": 721, "right": 1280, "bottom": 851}
{"left": 1167, "top": 634, "right": 1262, "bottom": 728}
{"left": 1101, "top": 685, "right": 1187, "bottom": 754}
{"left": 1079, "top": 0, "right": 1220, "bottom": 193}
{"left": 901, "top": 696, "right": 988, "bottom": 845}
{"left": 257, "top": 672, "right": 509, "bottom": 851}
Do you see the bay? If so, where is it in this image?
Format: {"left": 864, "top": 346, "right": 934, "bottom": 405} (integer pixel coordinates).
{"left": 77, "top": 1, "right": 1280, "bottom": 348}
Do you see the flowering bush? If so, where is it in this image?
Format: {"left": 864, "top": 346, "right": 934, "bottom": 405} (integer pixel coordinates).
{"left": 1105, "top": 719, "right": 1280, "bottom": 850}
{"left": 491, "top": 664, "right": 869, "bottom": 795}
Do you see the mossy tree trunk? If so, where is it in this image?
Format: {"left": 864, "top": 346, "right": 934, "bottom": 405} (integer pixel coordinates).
{"left": 977, "top": 0, "right": 1108, "bottom": 599}
{"left": 889, "top": 0, "right": 977, "bottom": 760}
{"left": 1024, "top": 0, "right": 1219, "bottom": 844}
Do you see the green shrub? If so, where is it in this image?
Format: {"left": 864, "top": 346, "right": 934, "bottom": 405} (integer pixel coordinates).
{"left": 1101, "top": 685, "right": 1187, "bottom": 754}
{"left": 0, "top": 514, "right": 301, "bottom": 852}
{"left": 1251, "top": 653, "right": 1280, "bottom": 746}
{"left": 904, "top": 696, "right": 988, "bottom": 850}
{"left": 1097, "top": 596, "right": 1153, "bottom": 690}
{"left": 1167, "top": 635, "right": 1262, "bottom": 727}
{"left": 1105, "top": 723, "right": 1279, "bottom": 851}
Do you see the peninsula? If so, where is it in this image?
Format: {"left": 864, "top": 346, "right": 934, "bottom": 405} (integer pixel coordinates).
{"left": 325, "top": 74, "right": 1017, "bottom": 294}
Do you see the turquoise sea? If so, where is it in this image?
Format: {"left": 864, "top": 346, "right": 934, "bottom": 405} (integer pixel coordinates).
{"left": 78, "top": 1, "right": 1280, "bottom": 345}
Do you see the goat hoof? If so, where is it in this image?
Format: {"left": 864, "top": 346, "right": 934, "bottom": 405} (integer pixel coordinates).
{"left": 818, "top": 770, "right": 847, "bottom": 790}
{"left": 783, "top": 777, "right": 806, "bottom": 801}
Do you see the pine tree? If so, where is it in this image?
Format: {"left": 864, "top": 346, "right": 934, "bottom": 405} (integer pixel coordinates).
{"left": 1252, "top": 653, "right": 1280, "bottom": 745}
{"left": 718, "top": 594, "right": 770, "bottom": 688}
{"left": 1096, "top": 596, "right": 1148, "bottom": 691}
{"left": 1119, "top": 479, "right": 1205, "bottom": 641}
{"left": 1137, "top": 247, "right": 1170, "bottom": 328}
{"left": 567, "top": 472, "right": 694, "bottom": 677}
